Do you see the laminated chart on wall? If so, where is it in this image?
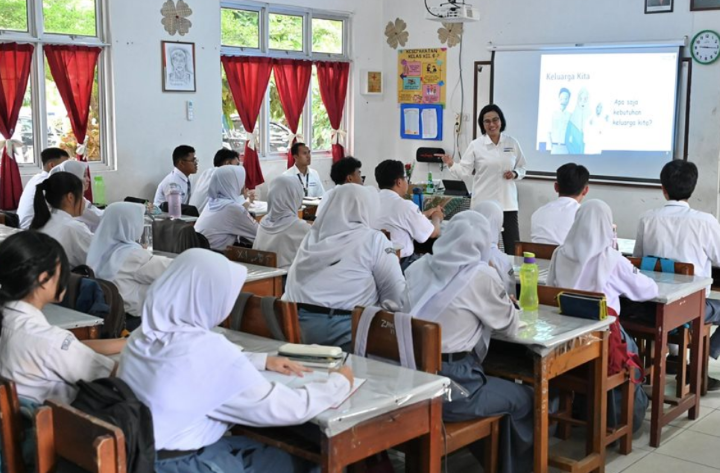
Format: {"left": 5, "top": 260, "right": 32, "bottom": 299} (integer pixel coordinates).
{"left": 400, "top": 104, "right": 443, "bottom": 141}
{"left": 398, "top": 48, "right": 447, "bottom": 105}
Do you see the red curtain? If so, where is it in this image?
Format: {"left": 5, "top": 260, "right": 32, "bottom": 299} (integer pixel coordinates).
{"left": 45, "top": 45, "right": 101, "bottom": 201}
{"left": 273, "top": 59, "right": 312, "bottom": 168}
{"left": 0, "top": 43, "right": 34, "bottom": 211}
{"left": 222, "top": 56, "right": 273, "bottom": 189}
{"left": 315, "top": 61, "right": 350, "bottom": 163}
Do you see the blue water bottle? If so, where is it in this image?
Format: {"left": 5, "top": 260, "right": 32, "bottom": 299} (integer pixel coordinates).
{"left": 412, "top": 187, "right": 424, "bottom": 211}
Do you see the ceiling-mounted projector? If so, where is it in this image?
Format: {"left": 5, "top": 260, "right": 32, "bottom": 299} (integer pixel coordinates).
{"left": 425, "top": 1, "right": 480, "bottom": 23}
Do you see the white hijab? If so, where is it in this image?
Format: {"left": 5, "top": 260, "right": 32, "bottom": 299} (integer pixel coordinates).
{"left": 472, "top": 200, "right": 514, "bottom": 293}
{"left": 49, "top": 160, "right": 88, "bottom": 181}
{"left": 207, "top": 165, "right": 245, "bottom": 212}
{"left": 260, "top": 175, "right": 303, "bottom": 235}
{"left": 87, "top": 202, "right": 145, "bottom": 280}
{"left": 548, "top": 199, "right": 624, "bottom": 291}
{"left": 119, "top": 249, "right": 263, "bottom": 445}
{"left": 289, "top": 183, "right": 379, "bottom": 282}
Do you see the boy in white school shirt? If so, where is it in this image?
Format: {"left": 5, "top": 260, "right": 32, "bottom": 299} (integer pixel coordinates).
{"left": 315, "top": 156, "right": 363, "bottom": 217}
{"left": 374, "top": 160, "right": 443, "bottom": 271}
{"left": 530, "top": 163, "right": 589, "bottom": 245}
{"left": 282, "top": 142, "right": 325, "bottom": 198}
{"left": 633, "top": 160, "right": 720, "bottom": 391}
{"left": 17, "top": 147, "right": 69, "bottom": 229}
{"left": 153, "top": 145, "right": 198, "bottom": 207}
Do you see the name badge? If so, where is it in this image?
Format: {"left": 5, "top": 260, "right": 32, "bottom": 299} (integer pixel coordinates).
{"left": 503, "top": 147, "right": 514, "bottom": 153}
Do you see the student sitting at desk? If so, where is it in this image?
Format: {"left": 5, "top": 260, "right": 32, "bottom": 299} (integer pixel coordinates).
{"left": 282, "top": 142, "right": 325, "bottom": 198}
{"left": 87, "top": 203, "right": 172, "bottom": 322}
{"left": 119, "top": 249, "right": 353, "bottom": 473}
{"left": 405, "top": 211, "right": 532, "bottom": 473}
{"left": 153, "top": 145, "right": 198, "bottom": 208}
{"left": 633, "top": 160, "right": 720, "bottom": 390}
{"left": 49, "top": 160, "right": 104, "bottom": 232}
{"left": 531, "top": 163, "right": 589, "bottom": 245}
{"left": 374, "top": 159, "right": 443, "bottom": 271}
{"left": 17, "top": 147, "right": 69, "bottom": 230}
{"left": 189, "top": 148, "right": 242, "bottom": 213}
{"left": 283, "top": 184, "right": 407, "bottom": 352}
{"left": 195, "top": 166, "right": 258, "bottom": 250}
{"left": 31, "top": 172, "right": 93, "bottom": 269}
{"left": 253, "top": 176, "right": 310, "bottom": 270}
{"left": 316, "top": 156, "right": 363, "bottom": 217}
{"left": 472, "top": 200, "right": 515, "bottom": 296}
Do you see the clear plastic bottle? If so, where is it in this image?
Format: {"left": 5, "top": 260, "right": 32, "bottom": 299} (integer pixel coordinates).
{"left": 612, "top": 224, "right": 619, "bottom": 251}
{"left": 93, "top": 176, "right": 106, "bottom": 206}
{"left": 165, "top": 183, "right": 182, "bottom": 219}
{"left": 519, "top": 252, "right": 539, "bottom": 312}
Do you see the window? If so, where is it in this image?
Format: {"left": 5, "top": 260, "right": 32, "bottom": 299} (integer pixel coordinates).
{"left": 0, "top": 0, "right": 112, "bottom": 168}
{"left": 220, "top": 3, "right": 348, "bottom": 158}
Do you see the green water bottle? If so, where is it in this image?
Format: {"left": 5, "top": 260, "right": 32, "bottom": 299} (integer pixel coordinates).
{"left": 427, "top": 171, "right": 434, "bottom": 194}
{"left": 519, "top": 252, "right": 539, "bottom": 312}
{"left": 93, "top": 176, "right": 106, "bottom": 206}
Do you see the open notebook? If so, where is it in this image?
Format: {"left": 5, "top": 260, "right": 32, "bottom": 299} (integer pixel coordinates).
{"left": 262, "top": 371, "right": 366, "bottom": 409}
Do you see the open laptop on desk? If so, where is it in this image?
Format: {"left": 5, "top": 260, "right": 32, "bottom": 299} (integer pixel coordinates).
{"left": 442, "top": 180, "right": 470, "bottom": 197}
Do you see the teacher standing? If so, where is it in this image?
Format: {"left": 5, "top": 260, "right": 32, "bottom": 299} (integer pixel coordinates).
{"left": 441, "top": 104, "right": 526, "bottom": 254}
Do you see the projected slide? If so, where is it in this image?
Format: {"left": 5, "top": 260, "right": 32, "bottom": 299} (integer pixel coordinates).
{"left": 536, "top": 52, "right": 678, "bottom": 156}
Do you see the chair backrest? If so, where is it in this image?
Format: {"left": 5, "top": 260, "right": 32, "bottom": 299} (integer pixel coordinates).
{"left": 223, "top": 294, "right": 301, "bottom": 343}
{"left": 152, "top": 219, "right": 209, "bottom": 254}
{"left": 224, "top": 247, "right": 277, "bottom": 268}
{"left": 159, "top": 202, "right": 199, "bottom": 217}
{"left": 515, "top": 241, "right": 558, "bottom": 260}
{"left": 35, "top": 400, "right": 126, "bottom": 473}
{"left": 350, "top": 307, "right": 442, "bottom": 374}
{"left": 94, "top": 278, "right": 128, "bottom": 338}
{"left": 538, "top": 285, "right": 605, "bottom": 308}
{"left": 123, "top": 197, "right": 146, "bottom": 205}
{"left": 0, "top": 212, "right": 19, "bottom": 229}
{"left": 626, "top": 257, "right": 694, "bottom": 276}
{"left": 0, "top": 377, "right": 25, "bottom": 473}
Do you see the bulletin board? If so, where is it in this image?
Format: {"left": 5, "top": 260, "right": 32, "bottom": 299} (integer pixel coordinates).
{"left": 398, "top": 48, "right": 447, "bottom": 105}
{"left": 400, "top": 104, "right": 443, "bottom": 141}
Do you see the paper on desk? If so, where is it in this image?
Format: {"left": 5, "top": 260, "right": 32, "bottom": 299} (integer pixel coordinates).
{"left": 249, "top": 201, "right": 268, "bottom": 214}
{"left": 263, "top": 371, "right": 366, "bottom": 408}
{"left": 421, "top": 108, "right": 438, "bottom": 139}
{"left": 403, "top": 109, "right": 420, "bottom": 135}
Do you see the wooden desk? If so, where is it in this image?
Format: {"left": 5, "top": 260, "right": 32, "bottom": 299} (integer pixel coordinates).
{"left": 484, "top": 306, "right": 613, "bottom": 473}
{"left": 219, "top": 329, "right": 450, "bottom": 473}
{"left": 43, "top": 303, "right": 103, "bottom": 340}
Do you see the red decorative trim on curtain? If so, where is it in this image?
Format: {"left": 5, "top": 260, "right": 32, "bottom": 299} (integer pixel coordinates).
{"left": 45, "top": 44, "right": 101, "bottom": 201}
{"left": 0, "top": 43, "right": 34, "bottom": 210}
{"left": 315, "top": 61, "right": 350, "bottom": 163}
{"left": 272, "top": 59, "right": 312, "bottom": 168}
{"left": 221, "top": 56, "right": 273, "bottom": 189}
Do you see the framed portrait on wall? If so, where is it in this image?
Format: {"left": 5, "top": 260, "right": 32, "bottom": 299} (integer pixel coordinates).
{"left": 162, "top": 41, "right": 196, "bottom": 92}
{"left": 645, "top": 0, "right": 673, "bottom": 13}
{"left": 361, "top": 70, "right": 383, "bottom": 95}
{"left": 691, "top": 0, "right": 720, "bottom": 11}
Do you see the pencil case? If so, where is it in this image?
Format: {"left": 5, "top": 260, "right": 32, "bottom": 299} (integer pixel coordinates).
{"left": 557, "top": 292, "right": 608, "bottom": 320}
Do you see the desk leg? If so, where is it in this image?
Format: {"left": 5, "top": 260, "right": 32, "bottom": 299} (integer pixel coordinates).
{"left": 321, "top": 437, "right": 343, "bottom": 473}
{"left": 650, "top": 304, "right": 669, "bottom": 448}
{"left": 534, "top": 355, "right": 549, "bottom": 473}
{"left": 587, "top": 332, "right": 608, "bottom": 473}
{"left": 413, "top": 397, "right": 442, "bottom": 473}
{"left": 272, "top": 276, "right": 282, "bottom": 298}
{"left": 689, "top": 292, "right": 705, "bottom": 419}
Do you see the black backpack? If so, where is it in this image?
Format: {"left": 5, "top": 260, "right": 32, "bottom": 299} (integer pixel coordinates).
{"left": 71, "top": 378, "right": 155, "bottom": 473}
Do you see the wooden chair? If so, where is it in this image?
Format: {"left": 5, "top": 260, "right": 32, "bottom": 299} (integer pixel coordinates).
{"left": 539, "top": 285, "right": 636, "bottom": 455}
{"left": 35, "top": 400, "right": 126, "bottom": 473}
{"left": 514, "top": 241, "right": 558, "bottom": 260}
{"left": 224, "top": 247, "right": 277, "bottom": 268}
{"left": 222, "top": 293, "right": 301, "bottom": 343}
{"left": 0, "top": 377, "right": 25, "bottom": 473}
{"left": 350, "top": 307, "right": 501, "bottom": 473}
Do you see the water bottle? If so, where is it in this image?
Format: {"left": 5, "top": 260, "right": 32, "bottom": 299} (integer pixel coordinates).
{"left": 411, "top": 187, "right": 424, "bottom": 211}
{"left": 93, "top": 176, "right": 106, "bottom": 206}
{"left": 165, "top": 183, "right": 182, "bottom": 219}
{"left": 426, "top": 171, "right": 434, "bottom": 194}
{"left": 519, "top": 252, "right": 539, "bottom": 317}
{"left": 141, "top": 216, "right": 154, "bottom": 251}
{"left": 612, "top": 224, "right": 619, "bottom": 251}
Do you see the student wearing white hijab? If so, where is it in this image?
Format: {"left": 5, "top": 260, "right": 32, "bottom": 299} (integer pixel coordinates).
{"left": 405, "top": 212, "right": 532, "bottom": 473}
{"left": 49, "top": 160, "right": 104, "bottom": 232}
{"left": 195, "top": 165, "right": 258, "bottom": 251}
{"left": 119, "top": 249, "right": 353, "bottom": 472}
{"left": 87, "top": 202, "right": 172, "bottom": 319}
{"left": 283, "top": 184, "right": 407, "bottom": 352}
{"left": 189, "top": 149, "right": 242, "bottom": 213}
{"left": 253, "top": 175, "right": 310, "bottom": 270}
{"left": 472, "top": 200, "right": 515, "bottom": 296}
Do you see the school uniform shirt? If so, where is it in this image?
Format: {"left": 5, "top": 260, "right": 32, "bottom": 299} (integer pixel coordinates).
{"left": 375, "top": 189, "right": 435, "bottom": 258}
{"left": 195, "top": 204, "right": 258, "bottom": 251}
{"left": 282, "top": 165, "right": 325, "bottom": 198}
{"left": 530, "top": 197, "right": 581, "bottom": 245}
{"left": 188, "top": 168, "right": 215, "bottom": 213}
{"left": 153, "top": 168, "right": 191, "bottom": 207}
{"left": 77, "top": 199, "right": 104, "bottom": 232}
{"left": 39, "top": 209, "right": 94, "bottom": 268}
{"left": 314, "top": 186, "right": 334, "bottom": 217}
{"left": 113, "top": 250, "right": 173, "bottom": 316}
{"left": 449, "top": 133, "right": 527, "bottom": 210}
{"left": 254, "top": 220, "right": 310, "bottom": 270}
{"left": 17, "top": 171, "right": 48, "bottom": 229}
{"left": 634, "top": 200, "right": 720, "bottom": 294}
{"left": 0, "top": 301, "right": 114, "bottom": 404}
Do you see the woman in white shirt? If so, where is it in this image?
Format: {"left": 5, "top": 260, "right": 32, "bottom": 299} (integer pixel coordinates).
{"left": 283, "top": 184, "right": 407, "bottom": 352}
{"left": 49, "top": 160, "right": 104, "bottom": 232}
{"left": 195, "top": 165, "right": 258, "bottom": 251}
{"left": 87, "top": 202, "right": 172, "bottom": 320}
{"left": 31, "top": 172, "right": 93, "bottom": 269}
{"left": 253, "top": 175, "right": 310, "bottom": 270}
{"left": 119, "top": 249, "right": 353, "bottom": 473}
{"left": 405, "top": 212, "right": 533, "bottom": 473}
{"left": 441, "top": 104, "right": 526, "bottom": 254}
{"left": 472, "top": 200, "right": 515, "bottom": 296}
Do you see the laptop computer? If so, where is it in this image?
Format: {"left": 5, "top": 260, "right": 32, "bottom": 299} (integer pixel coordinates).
{"left": 442, "top": 180, "right": 470, "bottom": 197}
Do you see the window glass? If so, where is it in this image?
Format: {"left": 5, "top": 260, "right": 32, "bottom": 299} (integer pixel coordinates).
{"left": 221, "top": 67, "right": 248, "bottom": 153}
{"left": 312, "top": 18, "right": 343, "bottom": 54}
{"left": 269, "top": 13, "right": 303, "bottom": 51}
{"left": 11, "top": 83, "right": 35, "bottom": 164}
{"left": 221, "top": 8, "right": 259, "bottom": 48}
{"left": 311, "top": 70, "right": 331, "bottom": 150}
{"left": 43, "top": 0, "right": 97, "bottom": 36}
{"left": 0, "top": 0, "right": 29, "bottom": 32}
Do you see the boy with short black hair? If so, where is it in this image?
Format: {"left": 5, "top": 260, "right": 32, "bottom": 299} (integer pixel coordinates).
{"left": 189, "top": 148, "right": 241, "bottom": 213}
{"left": 153, "top": 145, "right": 198, "bottom": 207}
{"left": 316, "top": 157, "right": 363, "bottom": 217}
{"left": 282, "top": 143, "right": 325, "bottom": 198}
{"left": 17, "top": 147, "right": 70, "bottom": 229}
{"left": 530, "top": 163, "right": 590, "bottom": 245}
{"left": 633, "top": 160, "right": 720, "bottom": 391}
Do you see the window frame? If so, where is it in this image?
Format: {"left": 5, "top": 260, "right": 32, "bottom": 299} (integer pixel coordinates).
{"left": 0, "top": 0, "right": 115, "bottom": 173}
{"left": 220, "top": 1, "right": 351, "bottom": 160}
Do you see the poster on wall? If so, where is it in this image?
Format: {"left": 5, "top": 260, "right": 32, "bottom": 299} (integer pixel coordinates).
{"left": 397, "top": 48, "right": 447, "bottom": 105}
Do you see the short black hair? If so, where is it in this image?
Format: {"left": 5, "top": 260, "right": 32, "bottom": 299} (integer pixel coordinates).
{"left": 330, "top": 156, "right": 362, "bottom": 185}
{"left": 291, "top": 142, "right": 307, "bottom": 157}
{"left": 660, "top": 160, "right": 698, "bottom": 201}
{"left": 559, "top": 87, "right": 571, "bottom": 97}
{"left": 172, "top": 145, "right": 195, "bottom": 166}
{"left": 478, "top": 104, "right": 507, "bottom": 135}
{"left": 375, "top": 160, "right": 405, "bottom": 190}
{"left": 556, "top": 163, "right": 590, "bottom": 196}
{"left": 214, "top": 148, "right": 239, "bottom": 167}
{"left": 41, "top": 147, "right": 69, "bottom": 166}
